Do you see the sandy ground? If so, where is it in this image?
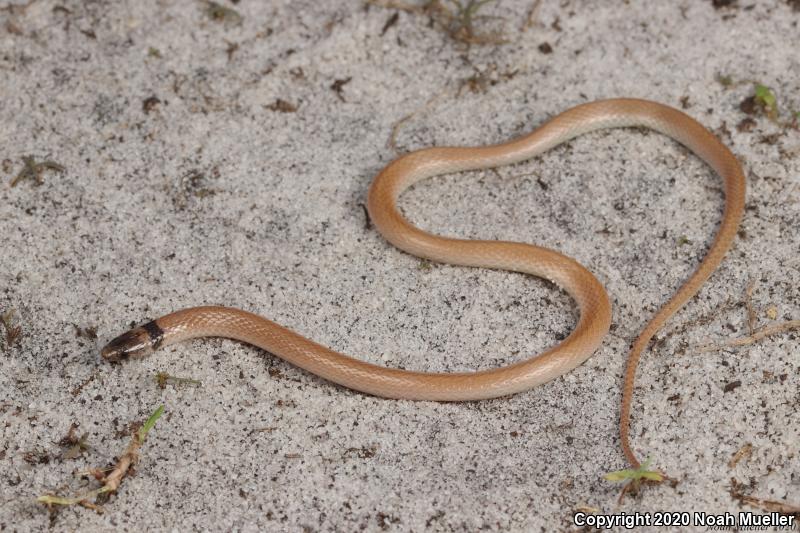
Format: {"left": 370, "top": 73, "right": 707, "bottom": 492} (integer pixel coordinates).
{"left": 1, "top": 0, "right": 798, "bottom": 531}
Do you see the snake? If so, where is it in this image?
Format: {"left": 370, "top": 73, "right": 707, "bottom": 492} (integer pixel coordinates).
{"left": 101, "top": 98, "right": 745, "bottom": 467}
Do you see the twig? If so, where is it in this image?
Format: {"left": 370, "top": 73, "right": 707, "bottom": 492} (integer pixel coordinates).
{"left": 1, "top": 309, "right": 22, "bottom": 350}
{"left": 728, "top": 443, "right": 753, "bottom": 468}
{"left": 694, "top": 320, "right": 800, "bottom": 353}
{"left": 522, "top": 0, "right": 543, "bottom": 31}
{"left": 10, "top": 156, "right": 65, "bottom": 187}
{"left": 744, "top": 280, "right": 757, "bottom": 335}
{"left": 730, "top": 478, "right": 800, "bottom": 516}
{"left": 365, "top": 0, "right": 420, "bottom": 11}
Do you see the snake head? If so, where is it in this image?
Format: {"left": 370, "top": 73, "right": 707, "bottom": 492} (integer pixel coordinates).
{"left": 101, "top": 321, "right": 163, "bottom": 361}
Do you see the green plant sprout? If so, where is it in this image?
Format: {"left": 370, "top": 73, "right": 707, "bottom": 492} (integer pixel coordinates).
{"left": 604, "top": 458, "right": 664, "bottom": 483}
{"left": 155, "top": 371, "right": 202, "bottom": 389}
{"left": 38, "top": 405, "right": 165, "bottom": 512}
{"left": 753, "top": 84, "right": 778, "bottom": 121}
{"left": 604, "top": 457, "right": 665, "bottom": 502}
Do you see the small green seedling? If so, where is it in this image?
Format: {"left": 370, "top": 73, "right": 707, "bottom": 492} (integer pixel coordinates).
{"left": 604, "top": 458, "right": 664, "bottom": 483}
{"left": 37, "top": 493, "right": 97, "bottom": 506}
{"left": 38, "top": 405, "right": 165, "bottom": 512}
{"left": 605, "top": 458, "right": 665, "bottom": 502}
{"left": 753, "top": 84, "right": 778, "bottom": 121}
{"left": 155, "top": 372, "right": 202, "bottom": 389}
{"left": 138, "top": 404, "right": 164, "bottom": 441}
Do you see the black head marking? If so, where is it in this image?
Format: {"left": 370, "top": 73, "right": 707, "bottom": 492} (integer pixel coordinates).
{"left": 142, "top": 320, "right": 165, "bottom": 350}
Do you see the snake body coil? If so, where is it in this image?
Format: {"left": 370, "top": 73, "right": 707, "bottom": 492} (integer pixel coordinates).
{"left": 102, "top": 99, "right": 745, "bottom": 466}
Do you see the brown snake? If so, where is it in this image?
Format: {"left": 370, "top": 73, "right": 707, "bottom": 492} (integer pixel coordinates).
{"left": 102, "top": 98, "right": 745, "bottom": 467}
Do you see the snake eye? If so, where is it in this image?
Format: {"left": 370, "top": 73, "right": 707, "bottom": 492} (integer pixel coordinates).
{"left": 101, "top": 327, "right": 154, "bottom": 361}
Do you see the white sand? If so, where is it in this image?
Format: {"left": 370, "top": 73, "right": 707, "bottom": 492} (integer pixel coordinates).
{"left": 1, "top": 1, "right": 798, "bottom": 531}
